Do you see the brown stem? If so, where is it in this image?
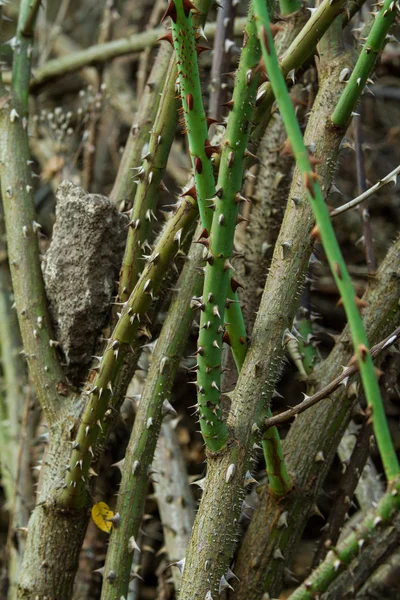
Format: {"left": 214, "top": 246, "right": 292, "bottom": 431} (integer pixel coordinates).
{"left": 354, "top": 113, "right": 377, "bottom": 275}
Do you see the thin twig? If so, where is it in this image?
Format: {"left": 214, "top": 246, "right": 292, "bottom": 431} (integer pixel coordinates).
{"left": 209, "top": 0, "right": 236, "bottom": 122}
{"left": 264, "top": 326, "right": 400, "bottom": 430}
{"left": 330, "top": 165, "right": 400, "bottom": 218}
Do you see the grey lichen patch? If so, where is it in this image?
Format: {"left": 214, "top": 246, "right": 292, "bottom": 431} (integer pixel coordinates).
{"left": 42, "top": 180, "right": 126, "bottom": 385}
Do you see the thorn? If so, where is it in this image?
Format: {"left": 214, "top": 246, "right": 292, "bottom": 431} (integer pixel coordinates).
{"left": 157, "top": 32, "right": 174, "bottom": 46}
{"left": 161, "top": 0, "right": 177, "bottom": 23}
{"left": 222, "top": 99, "right": 234, "bottom": 111}
{"left": 180, "top": 185, "right": 197, "bottom": 199}
{"left": 196, "top": 44, "right": 212, "bottom": 55}
{"left": 194, "top": 156, "right": 203, "bottom": 174}
{"left": 310, "top": 224, "right": 321, "bottom": 241}
{"left": 230, "top": 277, "right": 243, "bottom": 293}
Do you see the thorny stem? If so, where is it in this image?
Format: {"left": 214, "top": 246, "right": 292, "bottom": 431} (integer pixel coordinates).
{"left": 198, "top": 3, "right": 261, "bottom": 451}
{"left": 0, "top": 0, "right": 68, "bottom": 426}
{"left": 110, "top": 42, "right": 172, "bottom": 207}
{"left": 253, "top": 0, "right": 348, "bottom": 140}
{"left": 117, "top": 57, "right": 179, "bottom": 302}
{"left": 60, "top": 198, "right": 197, "bottom": 507}
{"left": 287, "top": 479, "right": 400, "bottom": 600}
{"left": 168, "top": 0, "right": 262, "bottom": 451}
{"left": 168, "top": 0, "right": 216, "bottom": 229}
{"left": 330, "top": 164, "right": 400, "bottom": 217}
{"left": 254, "top": 0, "right": 399, "bottom": 481}
{"left": 100, "top": 237, "right": 203, "bottom": 599}
{"left": 117, "top": 0, "right": 212, "bottom": 303}
{"left": 331, "top": 0, "right": 399, "bottom": 127}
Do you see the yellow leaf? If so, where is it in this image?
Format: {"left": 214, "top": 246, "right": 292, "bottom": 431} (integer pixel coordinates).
{"left": 91, "top": 502, "right": 114, "bottom": 533}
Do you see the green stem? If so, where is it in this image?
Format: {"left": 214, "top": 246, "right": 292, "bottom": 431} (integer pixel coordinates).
{"left": 117, "top": 57, "right": 178, "bottom": 302}
{"left": 0, "top": 0, "right": 68, "bottom": 426}
{"left": 254, "top": 0, "right": 399, "bottom": 482}
{"left": 253, "top": 0, "right": 348, "bottom": 140}
{"left": 279, "top": 0, "right": 301, "bottom": 17}
{"left": 60, "top": 197, "right": 197, "bottom": 508}
{"left": 198, "top": 4, "right": 261, "bottom": 451}
{"left": 332, "top": 0, "right": 398, "bottom": 127}
{"left": 116, "top": 0, "right": 212, "bottom": 302}
{"left": 100, "top": 236, "right": 203, "bottom": 599}
{"left": 169, "top": 0, "right": 216, "bottom": 229}
{"left": 287, "top": 479, "right": 400, "bottom": 600}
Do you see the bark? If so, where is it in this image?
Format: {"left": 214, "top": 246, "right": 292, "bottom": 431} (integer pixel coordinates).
{"left": 178, "top": 48, "right": 350, "bottom": 600}
{"left": 231, "top": 234, "right": 400, "bottom": 599}
{"left": 17, "top": 411, "right": 90, "bottom": 600}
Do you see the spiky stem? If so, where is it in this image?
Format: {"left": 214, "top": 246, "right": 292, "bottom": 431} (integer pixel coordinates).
{"left": 167, "top": 0, "right": 261, "bottom": 450}
{"left": 254, "top": 0, "right": 399, "bottom": 482}
{"left": 287, "top": 479, "right": 400, "bottom": 600}
{"left": 253, "top": 0, "right": 348, "bottom": 140}
{"left": 116, "top": 0, "right": 213, "bottom": 302}
{"left": 0, "top": 0, "right": 68, "bottom": 426}
{"left": 60, "top": 198, "right": 197, "bottom": 508}
{"left": 117, "top": 57, "right": 179, "bottom": 301}
{"left": 110, "top": 42, "right": 172, "bottom": 207}
{"left": 168, "top": 0, "right": 216, "bottom": 229}
{"left": 100, "top": 235, "right": 203, "bottom": 599}
{"left": 332, "top": 0, "right": 398, "bottom": 127}
{"left": 197, "top": 5, "right": 261, "bottom": 451}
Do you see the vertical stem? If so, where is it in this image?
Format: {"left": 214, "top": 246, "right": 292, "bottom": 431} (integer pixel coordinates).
{"left": 354, "top": 113, "right": 377, "bottom": 274}
{"left": 331, "top": 0, "right": 398, "bottom": 127}
{"left": 254, "top": 0, "right": 399, "bottom": 481}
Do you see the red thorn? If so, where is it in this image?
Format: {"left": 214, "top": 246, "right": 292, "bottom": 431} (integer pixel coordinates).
{"left": 223, "top": 71, "right": 236, "bottom": 80}
{"left": 304, "top": 172, "right": 319, "bottom": 199}
{"left": 270, "top": 23, "right": 283, "bottom": 38}
{"left": 186, "top": 93, "right": 194, "bottom": 111}
{"left": 222, "top": 99, "right": 234, "bottom": 111}
{"left": 222, "top": 331, "right": 231, "bottom": 346}
{"left": 204, "top": 139, "right": 219, "bottom": 158}
{"left": 309, "top": 154, "right": 323, "bottom": 170}
{"left": 194, "top": 156, "right": 203, "bottom": 174}
{"left": 180, "top": 185, "right": 197, "bottom": 200}
{"left": 206, "top": 117, "right": 219, "bottom": 128}
{"left": 355, "top": 296, "right": 368, "bottom": 313}
{"left": 198, "top": 227, "right": 209, "bottom": 240}
{"left": 194, "top": 239, "right": 209, "bottom": 248}
{"left": 333, "top": 262, "right": 342, "bottom": 279}
{"left": 310, "top": 224, "right": 321, "bottom": 241}
{"left": 280, "top": 138, "right": 294, "bottom": 157}
{"left": 182, "top": 0, "right": 198, "bottom": 17}
{"left": 196, "top": 45, "right": 212, "bottom": 56}
{"left": 157, "top": 32, "right": 174, "bottom": 47}
{"left": 260, "top": 25, "right": 271, "bottom": 55}
{"left": 358, "top": 344, "right": 369, "bottom": 362}
{"left": 161, "top": 0, "right": 177, "bottom": 23}
{"left": 239, "top": 336, "right": 246, "bottom": 345}
{"left": 230, "top": 278, "right": 243, "bottom": 293}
